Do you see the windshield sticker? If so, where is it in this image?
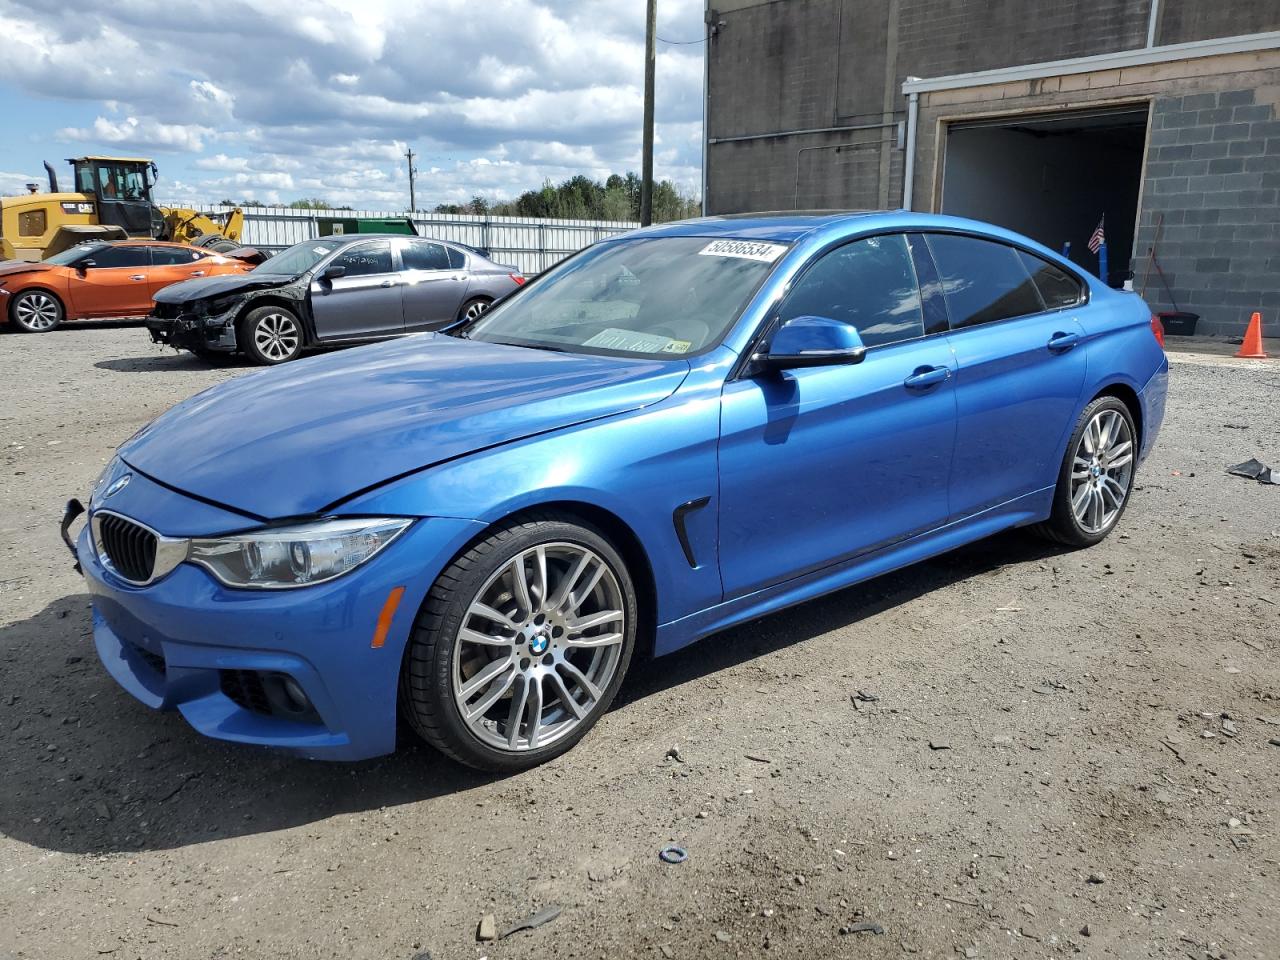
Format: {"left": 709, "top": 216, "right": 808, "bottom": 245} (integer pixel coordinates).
{"left": 584, "top": 328, "right": 687, "bottom": 354}
{"left": 313, "top": 246, "right": 330, "bottom": 255}
{"left": 697, "top": 239, "right": 787, "bottom": 263}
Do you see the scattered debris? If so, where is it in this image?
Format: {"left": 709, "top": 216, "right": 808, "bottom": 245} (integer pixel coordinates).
{"left": 1086, "top": 872, "right": 1106, "bottom": 885}
{"left": 144, "top": 916, "right": 179, "bottom": 928}
{"left": 854, "top": 690, "right": 878, "bottom": 703}
{"left": 714, "top": 931, "right": 731, "bottom": 943}
{"left": 1080, "top": 923, "right": 1092, "bottom": 937}
{"left": 659, "top": 845, "right": 688, "bottom": 864}
{"left": 744, "top": 753, "right": 771, "bottom": 763}
{"left": 1269, "top": 738, "right": 1280, "bottom": 748}
{"left": 1159, "top": 739, "right": 1186, "bottom": 763}
{"left": 665, "top": 745, "right": 684, "bottom": 763}
{"left": 476, "top": 913, "right": 496, "bottom": 942}
{"left": 499, "top": 905, "right": 562, "bottom": 940}
{"left": 928, "top": 740, "right": 952, "bottom": 751}
{"left": 1227, "top": 459, "right": 1279, "bottom": 485}
{"left": 839, "top": 921, "right": 884, "bottom": 935}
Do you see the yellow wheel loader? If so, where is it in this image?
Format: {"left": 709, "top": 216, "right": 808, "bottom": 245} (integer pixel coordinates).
{"left": 0, "top": 157, "right": 246, "bottom": 262}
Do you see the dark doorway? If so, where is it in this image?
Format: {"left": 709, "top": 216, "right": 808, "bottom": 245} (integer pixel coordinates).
{"left": 940, "top": 106, "right": 1148, "bottom": 286}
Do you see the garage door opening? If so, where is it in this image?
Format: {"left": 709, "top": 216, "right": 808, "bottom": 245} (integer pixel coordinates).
{"left": 939, "top": 106, "right": 1149, "bottom": 286}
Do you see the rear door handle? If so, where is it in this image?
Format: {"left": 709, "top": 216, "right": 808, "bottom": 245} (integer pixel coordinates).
{"left": 129, "top": 275, "right": 146, "bottom": 281}
{"left": 380, "top": 279, "right": 397, "bottom": 288}
{"left": 1048, "top": 331, "right": 1080, "bottom": 352}
{"left": 191, "top": 271, "right": 205, "bottom": 277}
{"left": 904, "top": 365, "right": 950, "bottom": 390}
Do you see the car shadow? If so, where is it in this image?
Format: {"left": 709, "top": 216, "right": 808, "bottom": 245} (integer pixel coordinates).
{"left": 94, "top": 352, "right": 249, "bottom": 373}
{"left": 0, "top": 530, "right": 1059, "bottom": 856}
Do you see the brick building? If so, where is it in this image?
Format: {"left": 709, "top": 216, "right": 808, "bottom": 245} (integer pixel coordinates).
{"left": 703, "top": 1, "right": 1280, "bottom": 336}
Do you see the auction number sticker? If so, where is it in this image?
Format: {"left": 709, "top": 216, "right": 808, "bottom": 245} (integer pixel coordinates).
{"left": 698, "top": 239, "right": 787, "bottom": 262}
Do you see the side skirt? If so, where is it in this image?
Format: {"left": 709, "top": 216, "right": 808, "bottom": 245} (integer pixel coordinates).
{"left": 653, "top": 486, "right": 1054, "bottom": 657}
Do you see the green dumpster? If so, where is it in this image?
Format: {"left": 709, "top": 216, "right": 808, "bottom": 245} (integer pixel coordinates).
{"left": 316, "top": 216, "right": 418, "bottom": 237}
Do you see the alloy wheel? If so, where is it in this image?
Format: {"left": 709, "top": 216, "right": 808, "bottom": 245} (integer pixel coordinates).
{"left": 14, "top": 292, "right": 61, "bottom": 331}
{"left": 1070, "top": 408, "right": 1134, "bottom": 534}
{"left": 463, "top": 300, "right": 489, "bottom": 321}
{"left": 452, "top": 542, "right": 626, "bottom": 752}
{"left": 253, "top": 312, "right": 300, "bottom": 361}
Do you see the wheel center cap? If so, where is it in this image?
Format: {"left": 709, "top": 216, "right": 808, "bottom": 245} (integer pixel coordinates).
{"left": 529, "top": 632, "right": 550, "bottom": 655}
{"left": 1090, "top": 464, "right": 1102, "bottom": 478}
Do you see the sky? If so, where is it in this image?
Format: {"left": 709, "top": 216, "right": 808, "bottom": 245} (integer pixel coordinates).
{"left": 0, "top": 0, "right": 705, "bottom": 211}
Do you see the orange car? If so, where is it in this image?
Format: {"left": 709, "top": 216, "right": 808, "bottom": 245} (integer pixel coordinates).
{"left": 0, "top": 240, "right": 253, "bottom": 333}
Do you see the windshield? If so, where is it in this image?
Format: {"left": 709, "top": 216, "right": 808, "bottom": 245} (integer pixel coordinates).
{"left": 254, "top": 238, "right": 346, "bottom": 276}
{"left": 45, "top": 242, "right": 106, "bottom": 266}
{"left": 464, "top": 235, "right": 787, "bottom": 358}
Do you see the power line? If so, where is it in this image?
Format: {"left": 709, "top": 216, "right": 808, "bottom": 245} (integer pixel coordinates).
{"left": 657, "top": 35, "right": 706, "bottom": 44}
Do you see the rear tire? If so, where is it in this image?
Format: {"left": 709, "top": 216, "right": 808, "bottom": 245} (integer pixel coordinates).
{"left": 9, "top": 289, "right": 65, "bottom": 333}
{"left": 238, "top": 306, "right": 303, "bottom": 364}
{"left": 191, "top": 233, "right": 238, "bottom": 253}
{"left": 457, "top": 296, "right": 493, "bottom": 324}
{"left": 400, "top": 513, "right": 638, "bottom": 772}
{"left": 1033, "top": 396, "right": 1137, "bottom": 547}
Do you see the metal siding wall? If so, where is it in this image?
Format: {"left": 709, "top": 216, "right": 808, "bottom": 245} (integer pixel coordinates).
{"left": 161, "top": 204, "right": 639, "bottom": 274}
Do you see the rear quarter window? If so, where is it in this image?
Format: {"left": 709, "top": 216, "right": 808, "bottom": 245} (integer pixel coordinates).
{"left": 925, "top": 233, "right": 1044, "bottom": 329}
{"left": 1018, "top": 251, "right": 1084, "bottom": 309}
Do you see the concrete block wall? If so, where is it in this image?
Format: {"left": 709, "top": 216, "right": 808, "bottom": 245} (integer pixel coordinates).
{"left": 1136, "top": 89, "right": 1280, "bottom": 337}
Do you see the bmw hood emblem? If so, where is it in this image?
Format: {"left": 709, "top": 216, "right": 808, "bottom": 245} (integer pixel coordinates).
{"left": 103, "top": 473, "right": 132, "bottom": 498}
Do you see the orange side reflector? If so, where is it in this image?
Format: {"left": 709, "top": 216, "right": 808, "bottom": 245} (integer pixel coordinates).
{"left": 370, "top": 586, "right": 406, "bottom": 649}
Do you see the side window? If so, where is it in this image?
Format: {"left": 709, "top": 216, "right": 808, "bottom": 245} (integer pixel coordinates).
{"left": 778, "top": 234, "right": 924, "bottom": 349}
{"left": 1018, "top": 251, "right": 1083, "bottom": 310}
{"left": 401, "top": 241, "right": 450, "bottom": 271}
{"left": 330, "top": 241, "right": 393, "bottom": 277}
{"left": 446, "top": 246, "right": 467, "bottom": 270}
{"left": 906, "top": 233, "right": 949, "bottom": 336}
{"left": 88, "top": 245, "right": 150, "bottom": 269}
{"left": 149, "top": 246, "right": 203, "bottom": 266}
{"left": 924, "top": 234, "right": 1044, "bottom": 329}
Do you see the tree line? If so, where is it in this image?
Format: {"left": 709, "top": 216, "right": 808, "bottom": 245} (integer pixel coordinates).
{"left": 215, "top": 172, "right": 701, "bottom": 223}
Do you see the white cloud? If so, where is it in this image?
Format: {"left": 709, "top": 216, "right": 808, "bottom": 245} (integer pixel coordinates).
{"left": 58, "top": 115, "right": 213, "bottom": 152}
{"left": 0, "top": 0, "right": 706, "bottom": 207}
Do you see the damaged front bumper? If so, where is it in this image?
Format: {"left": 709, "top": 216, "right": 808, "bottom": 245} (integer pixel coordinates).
{"left": 147, "top": 308, "right": 239, "bottom": 354}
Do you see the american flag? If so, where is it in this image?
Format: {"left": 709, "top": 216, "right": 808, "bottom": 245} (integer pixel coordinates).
{"left": 1087, "top": 216, "right": 1106, "bottom": 254}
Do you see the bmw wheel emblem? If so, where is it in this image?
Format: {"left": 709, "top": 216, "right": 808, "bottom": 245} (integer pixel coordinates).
{"left": 529, "top": 633, "right": 550, "bottom": 655}
{"left": 104, "top": 473, "right": 132, "bottom": 498}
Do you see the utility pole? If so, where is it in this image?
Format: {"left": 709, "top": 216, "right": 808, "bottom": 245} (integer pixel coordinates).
{"left": 405, "top": 147, "right": 417, "bottom": 213}
{"left": 640, "top": 0, "right": 656, "bottom": 226}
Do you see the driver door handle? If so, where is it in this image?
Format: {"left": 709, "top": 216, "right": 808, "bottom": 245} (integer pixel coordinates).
{"left": 380, "top": 279, "right": 398, "bottom": 288}
{"left": 191, "top": 271, "right": 205, "bottom": 277}
{"left": 129, "top": 275, "right": 146, "bottom": 281}
{"left": 904, "top": 365, "right": 950, "bottom": 390}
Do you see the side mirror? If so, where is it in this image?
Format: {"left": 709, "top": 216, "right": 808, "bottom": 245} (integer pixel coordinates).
{"left": 76, "top": 259, "right": 96, "bottom": 275}
{"left": 320, "top": 264, "right": 346, "bottom": 282}
{"left": 758, "top": 316, "right": 867, "bottom": 371}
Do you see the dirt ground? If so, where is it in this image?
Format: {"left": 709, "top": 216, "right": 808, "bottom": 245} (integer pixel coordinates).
{"left": 1, "top": 324, "right": 1278, "bottom": 960}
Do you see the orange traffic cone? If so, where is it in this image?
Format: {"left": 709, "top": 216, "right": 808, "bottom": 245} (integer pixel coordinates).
{"left": 1235, "top": 311, "right": 1268, "bottom": 359}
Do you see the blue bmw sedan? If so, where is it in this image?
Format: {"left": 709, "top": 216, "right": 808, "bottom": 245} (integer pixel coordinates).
{"left": 65, "top": 212, "right": 1168, "bottom": 771}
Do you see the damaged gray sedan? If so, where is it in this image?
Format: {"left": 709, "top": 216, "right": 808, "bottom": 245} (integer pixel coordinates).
{"left": 147, "top": 234, "right": 526, "bottom": 364}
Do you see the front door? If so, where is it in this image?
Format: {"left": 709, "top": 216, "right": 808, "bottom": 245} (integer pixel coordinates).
{"left": 718, "top": 234, "right": 958, "bottom": 598}
{"left": 309, "top": 239, "right": 406, "bottom": 340}
{"left": 399, "top": 239, "right": 471, "bottom": 330}
{"left": 66, "top": 244, "right": 153, "bottom": 317}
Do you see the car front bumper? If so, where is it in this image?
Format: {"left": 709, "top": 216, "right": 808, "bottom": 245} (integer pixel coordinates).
{"left": 69, "top": 490, "right": 484, "bottom": 761}
{"left": 147, "top": 311, "right": 239, "bottom": 353}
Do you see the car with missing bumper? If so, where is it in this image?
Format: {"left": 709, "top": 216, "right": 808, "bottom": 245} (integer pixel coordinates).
{"left": 147, "top": 234, "right": 525, "bottom": 363}
{"left": 65, "top": 211, "right": 1168, "bottom": 771}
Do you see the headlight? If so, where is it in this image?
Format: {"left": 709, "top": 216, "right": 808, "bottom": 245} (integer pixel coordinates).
{"left": 204, "top": 296, "right": 239, "bottom": 316}
{"left": 187, "top": 517, "right": 412, "bottom": 589}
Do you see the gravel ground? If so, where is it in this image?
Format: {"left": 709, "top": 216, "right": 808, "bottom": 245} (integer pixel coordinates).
{"left": 1, "top": 324, "right": 1278, "bottom": 960}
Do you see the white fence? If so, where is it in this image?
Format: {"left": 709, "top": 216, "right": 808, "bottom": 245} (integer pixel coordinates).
{"left": 166, "top": 202, "right": 640, "bottom": 275}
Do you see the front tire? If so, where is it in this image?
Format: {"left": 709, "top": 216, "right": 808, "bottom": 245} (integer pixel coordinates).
{"left": 9, "top": 289, "right": 65, "bottom": 333}
{"left": 400, "top": 514, "right": 638, "bottom": 772}
{"left": 238, "top": 306, "right": 302, "bottom": 364}
{"left": 1034, "top": 396, "right": 1137, "bottom": 547}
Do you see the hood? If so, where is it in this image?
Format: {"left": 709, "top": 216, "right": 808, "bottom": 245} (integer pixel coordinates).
{"left": 0, "top": 260, "right": 57, "bottom": 279}
{"left": 153, "top": 271, "right": 293, "bottom": 304}
{"left": 119, "top": 334, "right": 689, "bottom": 519}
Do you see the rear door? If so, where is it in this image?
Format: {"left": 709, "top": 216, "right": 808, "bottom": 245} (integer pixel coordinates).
{"left": 309, "top": 239, "right": 405, "bottom": 340}
{"left": 399, "top": 239, "right": 471, "bottom": 330}
{"left": 146, "top": 245, "right": 213, "bottom": 299}
{"left": 65, "top": 244, "right": 153, "bottom": 317}
{"left": 924, "top": 233, "right": 1088, "bottom": 518}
